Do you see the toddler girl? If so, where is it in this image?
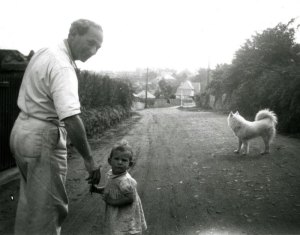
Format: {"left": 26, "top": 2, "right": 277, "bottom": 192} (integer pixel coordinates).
{"left": 90, "top": 140, "right": 147, "bottom": 235}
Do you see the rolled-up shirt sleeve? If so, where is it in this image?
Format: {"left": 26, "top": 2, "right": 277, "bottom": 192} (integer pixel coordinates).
{"left": 49, "top": 66, "right": 81, "bottom": 120}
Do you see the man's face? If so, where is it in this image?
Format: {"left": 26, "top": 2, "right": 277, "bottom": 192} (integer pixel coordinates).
{"left": 69, "top": 26, "right": 103, "bottom": 62}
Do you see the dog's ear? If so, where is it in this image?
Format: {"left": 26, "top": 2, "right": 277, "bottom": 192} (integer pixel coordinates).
{"left": 235, "top": 111, "right": 239, "bottom": 115}
{"left": 229, "top": 111, "right": 233, "bottom": 116}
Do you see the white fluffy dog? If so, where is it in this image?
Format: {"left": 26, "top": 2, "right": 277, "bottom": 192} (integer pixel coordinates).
{"left": 227, "top": 109, "right": 278, "bottom": 155}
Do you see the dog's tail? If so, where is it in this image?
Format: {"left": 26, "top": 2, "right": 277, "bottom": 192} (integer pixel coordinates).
{"left": 255, "top": 109, "right": 278, "bottom": 124}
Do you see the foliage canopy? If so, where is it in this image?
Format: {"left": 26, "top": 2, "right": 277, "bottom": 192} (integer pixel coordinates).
{"left": 207, "top": 19, "right": 300, "bottom": 134}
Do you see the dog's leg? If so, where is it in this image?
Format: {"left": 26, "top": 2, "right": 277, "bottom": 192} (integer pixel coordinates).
{"left": 234, "top": 138, "right": 242, "bottom": 153}
{"left": 261, "top": 136, "right": 270, "bottom": 155}
{"left": 242, "top": 141, "right": 249, "bottom": 155}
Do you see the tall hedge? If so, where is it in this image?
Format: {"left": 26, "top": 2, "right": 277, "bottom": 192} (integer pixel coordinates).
{"left": 78, "top": 70, "right": 134, "bottom": 110}
{"left": 77, "top": 70, "right": 134, "bottom": 137}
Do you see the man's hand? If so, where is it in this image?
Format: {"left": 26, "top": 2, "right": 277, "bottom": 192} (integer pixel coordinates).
{"left": 86, "top": 167, "right": 101, "bottom": 185}
{"left": 90, "top": 185, "right": 104, "bottom": 195}
{"left": 84, "top": 157, "right": 101, "bottom": 184}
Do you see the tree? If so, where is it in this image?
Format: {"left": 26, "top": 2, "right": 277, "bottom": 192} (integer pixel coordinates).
{"left": 215, "top": 18, "right": 300, "bottom": 133}
{"left": 158, "top": 79, "right": 176, "bottom": 99}
{"left": 190, "top": 68, "right": 210, "bottom": 93}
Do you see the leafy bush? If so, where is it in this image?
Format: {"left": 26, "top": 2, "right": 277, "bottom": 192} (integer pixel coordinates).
{"left": 77, "top": 70, "right": 134, "bottom": 136}
{"left": 195, "top": 92, "right": 210, "bottom": 109}
{"left": 81, "top": 105, "right": 131, "bottom": 138}
{"left": 78, "top": 70, "right": 134, "bottom": 110}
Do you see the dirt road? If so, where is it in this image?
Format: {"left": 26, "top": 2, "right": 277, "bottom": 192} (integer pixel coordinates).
{"left": 1, "top": 107, "right": 300, "bottom": 235}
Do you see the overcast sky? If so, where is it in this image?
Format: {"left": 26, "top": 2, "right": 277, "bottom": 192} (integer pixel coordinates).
{"left": 1, "top": 0, "right": 299, "bottom": 73}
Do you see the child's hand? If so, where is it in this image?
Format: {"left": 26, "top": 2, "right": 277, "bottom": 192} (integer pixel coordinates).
{"left": 102, "top": 193, "right": 134, "bottom": 206}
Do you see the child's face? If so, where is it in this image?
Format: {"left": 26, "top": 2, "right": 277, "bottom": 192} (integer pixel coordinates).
{"left": 109, "top": 150, "right": 132, "bottom": 175}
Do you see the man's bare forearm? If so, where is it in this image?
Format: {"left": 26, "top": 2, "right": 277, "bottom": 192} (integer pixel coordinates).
{"left": 63, "top": 114, "right": 93, "bottom": 161}
{"left": 63, "top": 114, "right": 100, "bottom": 184}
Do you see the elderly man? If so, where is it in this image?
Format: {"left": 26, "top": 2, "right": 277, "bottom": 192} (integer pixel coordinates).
{"left": 10, "top": 19, "right": 103, "bottom": 235}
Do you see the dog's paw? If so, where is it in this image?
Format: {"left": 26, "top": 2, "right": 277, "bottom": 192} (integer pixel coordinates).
{"left": 234, "top": 150, "right": 240, "bottom": 154}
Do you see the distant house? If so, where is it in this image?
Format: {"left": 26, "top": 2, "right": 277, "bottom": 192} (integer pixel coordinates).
{"left": 134, "top": 90, "right": 156, "bottom": 99}
{"left": 132, "top": 90, "right": 156, "bottom": 110}
{"left": 191, "top": 82, "right": 201, "bottom": 94}
{"left": 175, "top": 80, "right": 200, "bottom": 99}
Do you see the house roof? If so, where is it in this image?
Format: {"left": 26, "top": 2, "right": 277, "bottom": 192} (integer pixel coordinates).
{"left": 175, "top": 80, "right": 199, "bottom": 96}
{"left": 134, "top": 90, "right": 155, "bottom": 99}
{"left": 178, "top": 80, "right": 194, "bottom": 90}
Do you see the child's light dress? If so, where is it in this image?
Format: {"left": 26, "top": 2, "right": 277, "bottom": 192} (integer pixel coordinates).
{"left": 103, "top": 170, "right": 147, "bottom": 235}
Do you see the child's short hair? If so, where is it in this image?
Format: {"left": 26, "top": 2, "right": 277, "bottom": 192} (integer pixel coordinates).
{"left": 109, "top": 140, "right": 133, "bottom": 160}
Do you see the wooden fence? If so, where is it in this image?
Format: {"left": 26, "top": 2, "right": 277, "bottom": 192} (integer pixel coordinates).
{"left": 0, "top": 72, "right": 23, "bottom": 171}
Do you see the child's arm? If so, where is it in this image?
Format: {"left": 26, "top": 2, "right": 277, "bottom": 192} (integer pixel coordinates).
{"left": 103, "top": 192, "right": 134, "bottom": 207}
{"left": 90, "top": 185, "right": 105, "bottom": 194}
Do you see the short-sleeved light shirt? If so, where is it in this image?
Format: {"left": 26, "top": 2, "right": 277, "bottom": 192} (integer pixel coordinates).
{"left": 17, "top": 40, "right": 81, "bottom": 121}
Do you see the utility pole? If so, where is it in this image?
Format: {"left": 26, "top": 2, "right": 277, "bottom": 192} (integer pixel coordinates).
{"left": 207, "top": 61, "right": 210, "bottom": 86}
{"left": 206, "top": 61, "right": 210, "bottom": 107}
{"left": 145, "top": 67, "right": 149, "bottom": 108}
{"left": 180, "top": 89, "right": 183, "bottom": 107}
